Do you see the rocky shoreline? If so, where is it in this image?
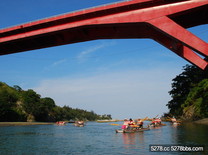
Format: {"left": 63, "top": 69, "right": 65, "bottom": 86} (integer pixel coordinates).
{"left": 194, "top": 118, "right": 208, "bottom": 125}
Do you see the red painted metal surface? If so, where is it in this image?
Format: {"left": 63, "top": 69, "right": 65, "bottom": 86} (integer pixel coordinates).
{"left": 0, "top": 0, "right": 207, "bottom": 69}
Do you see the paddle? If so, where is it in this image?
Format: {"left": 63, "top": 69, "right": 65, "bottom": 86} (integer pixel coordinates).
{"left": 110, "top": 123, "right": 122, "bottom": 126}
{"left": 155, "top": 114, "right": 159, "bottom": 118}
{"left": 141, "top": 117, "right": 148, "bottom": 122}
{"left": 149, "top": 115, "right": 159, "bottom": 121}
{"left": 110, "top": 123, "right": 139, "bottom": 128}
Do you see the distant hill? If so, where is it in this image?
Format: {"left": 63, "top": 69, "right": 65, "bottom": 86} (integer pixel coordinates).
{"left": 0, "top": 82, "right": 111, "bottom": 122}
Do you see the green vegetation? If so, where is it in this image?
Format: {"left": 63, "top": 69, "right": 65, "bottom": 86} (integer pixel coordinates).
{"left": 166, "top": 64, "right": 208, "bottom": 120}
{"left": 0, "top": 82, "right": 111, "bottom": 122}
{"left": 182, "top": 79, "right": 208, "bottom": 120}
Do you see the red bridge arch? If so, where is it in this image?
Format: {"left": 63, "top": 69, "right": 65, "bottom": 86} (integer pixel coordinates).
{"left": 0, "top": 0, "right": 207, "bottom": 69}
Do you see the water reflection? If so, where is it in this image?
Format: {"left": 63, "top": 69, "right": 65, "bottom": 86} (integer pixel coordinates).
{"left": 122, "top": 132, "right": 145, "bottom": 148}
{"left": 176, "top": 123, "right": 208, "bottom": 145}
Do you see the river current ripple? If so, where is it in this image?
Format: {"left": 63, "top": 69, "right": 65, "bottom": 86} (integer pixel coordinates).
{"left": 0, "top": 121, "right": 207, "bottom": 154}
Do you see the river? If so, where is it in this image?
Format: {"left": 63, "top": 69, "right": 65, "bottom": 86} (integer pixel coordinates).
{"left": 0, "top": 121, "right": 207, "bottom": 154}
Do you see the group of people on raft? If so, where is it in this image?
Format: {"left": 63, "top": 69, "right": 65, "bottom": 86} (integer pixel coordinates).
{"left": 74, "top": 120, "right": 85, "bottom": 127}
{"left": 122, "top": 118, "right": 144, "bottom": 130}
{"left": 149, "top": 117, "right": 162, "bottom": 127}
{"left": 56, "top": 120, "right": 85, "bottom": 126}
{"left": 122, "top": 116, "right": 178, "bottom": 130}
{"left": 56, "top": 121, "right": 66, "bottom": 126}
{"left": 170, "top": 116, "right": 180, "bottom": 125}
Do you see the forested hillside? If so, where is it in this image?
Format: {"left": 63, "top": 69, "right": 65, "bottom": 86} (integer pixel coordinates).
{"left": 166, "top": 65, "right": 208, "bottom": 120}
{"left": 0, "top": 82, "right": 111, "bottom": 122}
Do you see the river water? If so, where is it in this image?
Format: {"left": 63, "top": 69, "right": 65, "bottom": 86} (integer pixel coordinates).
{"left": 0, "top": 121, "right": 207, "bottom": 155}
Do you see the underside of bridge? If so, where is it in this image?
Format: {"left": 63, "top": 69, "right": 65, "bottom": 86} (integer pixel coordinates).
{"left": 0, "top": 0, "right": 207, "bottom": 69}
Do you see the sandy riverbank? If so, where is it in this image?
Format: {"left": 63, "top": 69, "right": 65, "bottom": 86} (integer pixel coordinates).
{"left": 194, "top": 118, "right": 208, "bottom": 125}
{"left": 0, "top": 122, "right": 55, "bottom": 126}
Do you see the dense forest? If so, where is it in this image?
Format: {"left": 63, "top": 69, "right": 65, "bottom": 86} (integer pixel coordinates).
{"left": 0, "top": 82, "right": 112, "bottom": 122}
{"left": 166, "top": 64, "right": 208, "bottom": 120}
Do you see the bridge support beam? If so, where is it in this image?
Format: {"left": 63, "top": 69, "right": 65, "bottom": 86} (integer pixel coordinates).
{"left": 147, "top": 16, "right": 208, "bottom": 70}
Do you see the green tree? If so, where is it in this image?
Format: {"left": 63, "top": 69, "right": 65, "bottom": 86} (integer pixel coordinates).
{"left": 182, "top": 79, "right": 208, "bottom": 120}
{"left": 13, "top": 85, "right": 22, "bottom": 92}
{"left": 52, "top": 106, "right": 65, "bottom": 121}
{"left": 0, "top": 89, "right": 18, "bottom": 121}
{"left": 22, "top": 89, "right": 41, "bottom": 121}
{"left": 35, "top": 97, "right": 56, "bottom": 121}
{"left": 167, "top": 65, "right": 208, "bottom": 117}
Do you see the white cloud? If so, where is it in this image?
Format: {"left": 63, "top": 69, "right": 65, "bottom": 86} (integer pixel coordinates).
{"left": 76, "top": 41, "right": 116, "bottom": 62}
{"left": 33, "top": 68, "right": 179, "bottom": 119}
{"left": 41, "top": 58, "right": 67, "bottom": 73}
{"left": 77, "top": 44, "right": 104, "bottom": 59}
{"left": 52, "top": 59, "right": 67, "bottom": 66}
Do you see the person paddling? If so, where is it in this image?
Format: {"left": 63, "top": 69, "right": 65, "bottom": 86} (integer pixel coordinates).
{"left": 128, "top": 118, "right": 135, "bottom": 125}
{"left": 155, "top": 118, "right": 161, "bottom": 125}
{"left": 150, "top": 118, "right": 156, "bottom": 127}
{"left": 128, "top": 118, "right": 135, "bottom": 129}
{"left": 137, "top": 119, "right": 143, "bottom": 128}
{"left": 122, "top": 119, "right": 129, "bottom": 129}
{"left": 171, "top": 117, "right": 177, "bottom": 123}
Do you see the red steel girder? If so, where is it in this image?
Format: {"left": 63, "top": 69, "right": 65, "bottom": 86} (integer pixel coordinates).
{"left": 0, "top": 0, "right": 207, "bottom": 69}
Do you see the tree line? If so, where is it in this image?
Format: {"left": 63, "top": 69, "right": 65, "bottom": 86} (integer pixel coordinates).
{"left": 166, "top": 64, "right": 208, "bottom": 120}
{"left": 0, "top": 82, "right": 112, "bottom": 122}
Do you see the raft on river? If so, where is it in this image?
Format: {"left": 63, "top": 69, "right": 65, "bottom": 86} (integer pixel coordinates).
{"left": 116, "top": 127, "right": 150, "bottom": 133}
{"left": 74, "top": 121, "right": 85, "bottom": 127}
{"left": 148, "top": 123, "right": 167, "bottom": 128}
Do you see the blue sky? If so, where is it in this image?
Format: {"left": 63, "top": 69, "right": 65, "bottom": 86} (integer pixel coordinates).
{"left": 0, "top": 0, "right": 207, "bottom": 119}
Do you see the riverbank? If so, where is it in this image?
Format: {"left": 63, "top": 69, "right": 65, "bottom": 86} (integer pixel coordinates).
{"left": 194, "top": 118, "right": 208, "bottom": 125}
{"left": 0, "top": 122, "right": 54, "bottom": 126}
